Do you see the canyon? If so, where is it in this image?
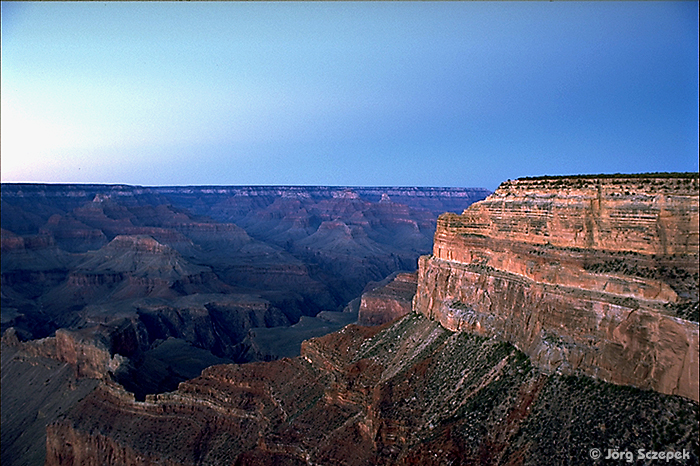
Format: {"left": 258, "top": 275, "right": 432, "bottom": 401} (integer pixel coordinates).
{"left": 2, "top": 175, "right": 699, "bottom": 465}
{"left": 1, "top": 183, "right": 488, "bottom": 465}
{"left": 1, "top": 184, "right": 488, "bottom": 359}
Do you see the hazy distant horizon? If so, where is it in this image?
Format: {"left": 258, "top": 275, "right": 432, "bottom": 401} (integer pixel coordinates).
{"left": 0, "top": 181, "right": 495, "bottom": 190}
{"left": 3, "top": 171, "right": 699, "bottom": 192}
{"left": 2, "top": 2, "right": 698, "bottom": 191}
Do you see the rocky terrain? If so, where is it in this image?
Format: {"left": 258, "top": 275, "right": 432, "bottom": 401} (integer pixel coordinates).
{"left": 42, "top": 313, "right": 699, "bottom": 465}
{"left": 1, "top": 183, "right": 488, "bottom": 466}
{"left": 414, "top": 174, "right": 699, "bottom": 402}
{"left": 3, "top": 175, "right": 699, "bottom": 465}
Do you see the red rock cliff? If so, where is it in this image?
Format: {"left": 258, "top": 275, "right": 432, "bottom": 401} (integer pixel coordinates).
{"left": 414, "top": 175, "right": 700, "bottom": 402}
{"left": 358, "top": 272, "right": 417, "bottom": 326}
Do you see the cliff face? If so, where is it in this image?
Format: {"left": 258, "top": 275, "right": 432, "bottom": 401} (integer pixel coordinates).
{"left": 414, "top": 175, "right": 700, "bottom": 402}
{"left": 358, "top": 272, "right": 417, "bottom": 326}
{"left": 447, "top": 176, "right": 698, "bottom": 255}
{"left": 2, "top": 326, "right": 127, "bottom": 381}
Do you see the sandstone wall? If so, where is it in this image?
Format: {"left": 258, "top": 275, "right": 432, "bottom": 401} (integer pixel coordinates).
{"left": 358, "top": 272, "right": 417, "bottom": 326}
{"left": 415, "top": 175, "right": 700, "bottom": 402}
{"left": 446, "top": 176, "right": 699, "bottom": 255}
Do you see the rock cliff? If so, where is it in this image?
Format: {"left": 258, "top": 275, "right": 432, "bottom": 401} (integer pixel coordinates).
{"left": 2, "top": 325, "right": 127, "bottom": 380}
{"left": 414, "top": 174, "right": 700, "bottom": 402}
{"left": 358, "top": 272, "right": 417, "bottom": 326}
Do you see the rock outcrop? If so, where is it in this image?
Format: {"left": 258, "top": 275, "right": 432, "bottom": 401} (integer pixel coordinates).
{"left": 2, "top": 325, "right": 127, "bottom": 380}
{"left": 0, "top": 341, "right": 100, "bottom": 466}
{"left": 358, "top": 272, "right": 417, "bottom": 326}
{"left": 414, "top": 174, "right": 700, "bottom": 402}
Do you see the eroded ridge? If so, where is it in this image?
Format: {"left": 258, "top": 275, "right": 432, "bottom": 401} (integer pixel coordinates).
{"left": 44, "top": 314, "right": 698, "bottom": 465}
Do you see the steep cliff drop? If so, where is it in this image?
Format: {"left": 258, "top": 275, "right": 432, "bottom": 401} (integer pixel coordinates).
{"left": 414, "top": 174, "right": 699, "bottom": 402}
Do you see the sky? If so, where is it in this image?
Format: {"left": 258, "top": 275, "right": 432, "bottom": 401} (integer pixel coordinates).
{"left": 1, "top": 2, "right": 698, "bottom": 190}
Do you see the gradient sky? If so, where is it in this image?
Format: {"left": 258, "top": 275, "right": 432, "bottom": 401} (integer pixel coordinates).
{"left": 1, "top": 2, "right": 698, "bottom": 190}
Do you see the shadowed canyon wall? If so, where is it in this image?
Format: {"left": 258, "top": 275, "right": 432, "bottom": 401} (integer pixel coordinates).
{"left": 2, "top": 183, "right": 491, "bottom": 466}
{"left": 414, "top": 175, "right": 700, "bottom": 402}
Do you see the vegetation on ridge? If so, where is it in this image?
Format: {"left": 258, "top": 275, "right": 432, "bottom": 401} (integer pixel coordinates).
{"left": 346, "top": 313, "right": 699, "bottom": 465}
{"left": 517, "top": 172, "right": 699, "bottom": 181}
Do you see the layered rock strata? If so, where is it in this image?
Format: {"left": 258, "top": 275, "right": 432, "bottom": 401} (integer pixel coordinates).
{"left": 2, "top": 326, "right": 125, "bottom": 380}
{"left": 414, "top": 175, "right": 700, "bottom": 402}
{"left": 358, "top": 272, "right": 417, "bottom": 326}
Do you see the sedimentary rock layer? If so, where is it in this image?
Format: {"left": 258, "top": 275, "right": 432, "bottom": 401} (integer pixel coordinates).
{"left": 414, "top": 175, "right": 700, "bottom": 402}
{"left": 358, "top": 272, "right": 417, "bottom": 326}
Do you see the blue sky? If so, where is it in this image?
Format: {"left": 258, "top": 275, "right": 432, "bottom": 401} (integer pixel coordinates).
{"left": 1, "top": 2, "right": 698, "bottom": 190}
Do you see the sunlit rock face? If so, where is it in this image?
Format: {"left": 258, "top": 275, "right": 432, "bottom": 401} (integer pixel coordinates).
{"left": 414, "top": 175, "right": 700, "bottom": 402}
